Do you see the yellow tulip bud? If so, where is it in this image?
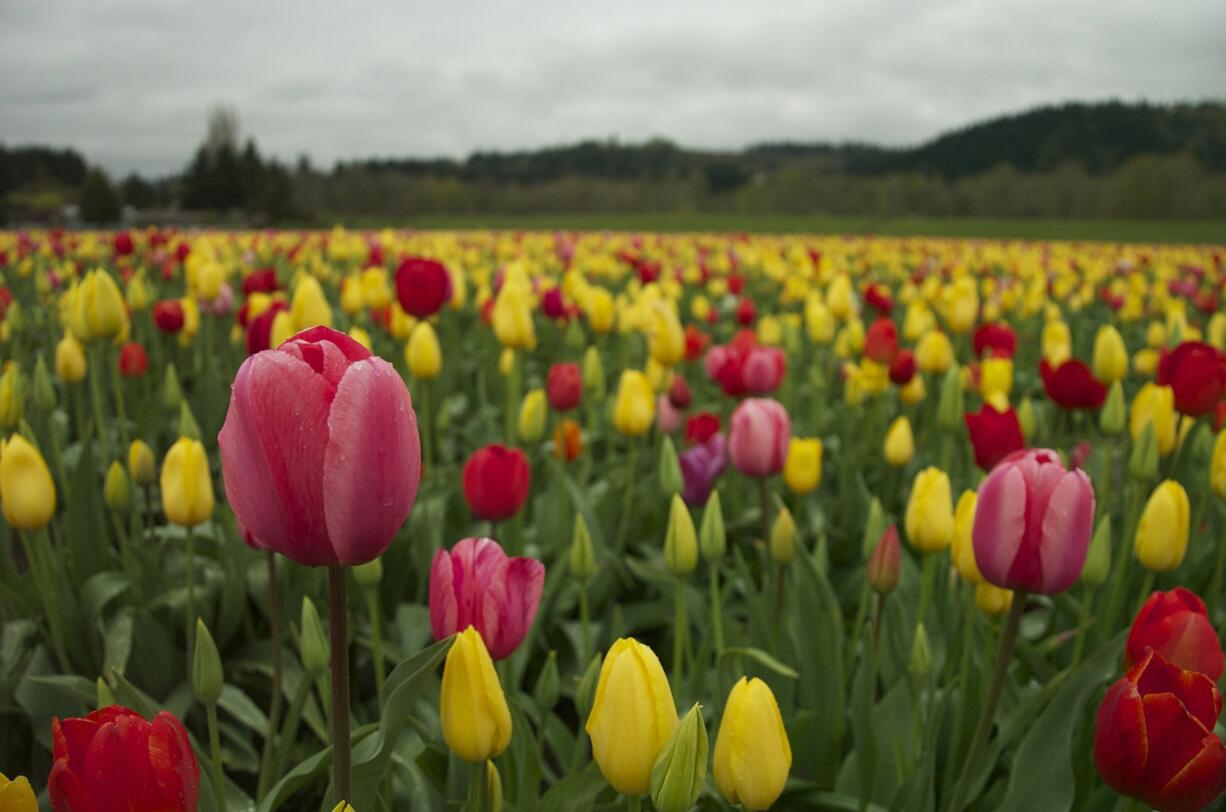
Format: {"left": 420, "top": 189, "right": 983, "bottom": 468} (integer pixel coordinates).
{"left": 915, "top": 330, "right": 954, "bottom": 374}
{"left": 770, "top": 506, "right": 797, "bottom": 564}
{"left": 783, "top": 438, "right": 822, "bottom": 495}
{"left": 54, "top": 333, "right": 87, "bottom": 383}
{"left": 883, "top": 416, "right": 915, "bottom": 467}
{"left": 826, "top": 274, "right": 856, "bottom": 320}
{"left": 194, "top": 261, "right": 225, "bottom": 300}
{"left": 340, "top": 274, "right": 366, "bottom": 315}
{"left": 492, "top": 282, "right": 536, "bottom": 349}
{"left": 904, "top": 467, "right": 953, "bottom": 553}
{"left": 1041, "top": 320, "right": 1072, "bottom": 366}
{"left": 1091, "top": 325, "right": 1128, "bottom": 384}
{"left": 899, "top": 374, "right": 926, "bottom": 405}
{"left": 975, "top": 582, "right": 1014, "bottom": 615}
{"left": 160, "top": 437, "right": 214, "bottom": 527}
{"left": 713, "top": 677, "right": 791, "bottom": 812}
{"left": 498, "top": 348, "right": 516, "bottom": 377}
{"left": 1208, "top": 312, "right": 1226, "bottom": 351}
{"left": 125, "top": 273, "right": 152, "bottom": 311}
{"left": 128, "top": 440, "right": 157, "bottom": 486}
{"left": 663, "top": 494, "right": 698, "bottom": 575}
{"left": 0, "top": 435, "right": 56, "bottom": 531}
{"left": 269, "top": 310, "right": 295, "bottom": 349}
{"left": 587, "top": 638, "right": 678, "bottom": 796}
{"left": 517, "top": 388, "right": 547, "bottom": 443}
{"left": 646, "top": 302, "right": 685, "bottom": 366}
{"left": 440, "top": 627, "right": 512, "bottom": 763}
{"left": 347, "top": 326, "right": 372, "bottom": 351}
{"left": 71, "top": 269, "right": 127, "bottom": 342}
{"left": 291, "top": 275, "right": 332, "bottom": 331}
{"left": 1132, "top": 348, "right": 1160, "bottom": 377}
{"left": 0, "top": 771, "right": 37, "bottom": 812}
{"left": 1129, "top": 383, "right": 1177, "bottom": 457}
{"left": 1135, "top": 480, "right": 1189, "bottom": 572}
{"left": 1145, "top": 321, "right": 1167, "bottom": 349}
{"left": 362, "top": 267, "right": 393, "bottom": 309}
{"left": 979, "top": 357, "right": 1013, "bottom": 400}
{"left": 612, "top": 370, "right": 655, "bottom": 437}
{"left": 943, "top": 276, "right": 978, "bottom": 334}
{"left": 406, "top": 322, "right": 442, "bottom": 379}
{"left": 804, "top": 296, "right": 834, "bottom": 343}
{"left": 1212, "top": 429, "right": 1226, "bottom": 500}
{"left": 951, "top": 490, "right": 981, "bottom": 584}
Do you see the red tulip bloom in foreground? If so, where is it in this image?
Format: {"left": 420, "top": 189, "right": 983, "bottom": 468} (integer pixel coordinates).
{"left": 965, "top": 405, "right": 1025, "bottom": 470}
{"left": 429, "top": 537, "right": 545, "bottom": 660}
{"left": 118, "top": 342, "right": 149, "bottom": 378}
{"left": 1126, "top": 588, "right": 1224, "bottom": 680}
{"left": 972, "top": 448, "right": 1095, "bottom": 594}
{"left": 1158, "top": 341, "right": 1226, "bottom": 417}
{"left": 218, "top": 327, "right": 421, "bottom": 566}
{"left": 1095, "top": 651, "right": 1226, "bottom": 812}
{"left": 462, "top": 444, "right": 532, "bottom": 520}
{"left": 49, "top": 706, "right": 200, "bottom": 812}
{"left": 546, "top": 362, "right": 583, "bottom": 411}
{"left": 728, "top": 398, "right": 790, "bottom": 478}
{"left": 1040, "top": 358, "right": 1108, "bottom": 410}
{"left": 395, "top": 257, "right": 452, "bottom": 318}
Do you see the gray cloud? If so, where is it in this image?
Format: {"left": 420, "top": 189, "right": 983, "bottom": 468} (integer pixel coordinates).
{"left": 1, "top": 0, "right": 1223, "bottom": 177}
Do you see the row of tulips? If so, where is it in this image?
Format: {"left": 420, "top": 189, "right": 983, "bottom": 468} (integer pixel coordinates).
{"left": 0, "top": 227, "right": 1224, "bottom": 812}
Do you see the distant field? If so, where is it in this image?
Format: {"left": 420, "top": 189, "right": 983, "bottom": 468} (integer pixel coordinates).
{"left": 382, "top": 213, "right": 1226, "bottom": 244}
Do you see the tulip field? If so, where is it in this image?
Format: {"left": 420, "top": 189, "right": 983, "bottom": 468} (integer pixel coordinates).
{"left": 2, "top": 228, "right": 1226, "bottom": 812}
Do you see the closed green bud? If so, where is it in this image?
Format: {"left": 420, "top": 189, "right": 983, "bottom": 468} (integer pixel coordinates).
{"left": 582, "top": 346, "right": 605, "bottom": 401}
{"left": 1099, "top": 381, "right": 1126, "bottom": 435}
{"left": 1017, "top": 397, "right": 1037, "bottom": 440}
{"left": 650, "top": 703, "right": 708, "bottom": 812}
{"left": 300, "top": 597, "right": 329, "bottom": 674}
{"left": 192, "top": 618, "right": 223, "bottom": 706}
{"left": 517, "top": 388, "right": 547, "bottom": 443}
{"left": 163, "top": 363, "right": 183, "bottom": 411}
{"left": 564, "top": 319, "right": 586, "bottom": 351}
{"left": 782, "top": 320, "right": 802, "bottom": 358}
{"left": 909, "top": 624, "right": 931, "bottom": 676}
{"left": 936, "top": 365, "right": 963, "bottom": 431}
{"left": 575, "top": 652, "right": 602, "bottom": 721}
{"left": 353, "top": 557, "right": 383, "bottom": 588}
{"left": 5, "top": 301, "right": 23, "bottom": 333}
{"left": 1081, "top": 515, "right": 1112, "bottom": 586}
{"left": 0, "top": 363, "right": 25, "bottom": 430}
{"left": 178, "top": 400, "right": 201, "bottom": 441}
{"left": 699, "top": 489, "right": 726, "bottom": 560}
{"left": 664, "top": 494, "right": 698, "bottom": 575}
{"left": 96, "top": 676, "right": 116, "bottom": 709}
{"left": 770, "top": 505, "right": 797, "bottom": 565}
{"left": 534, "top": 650, "right": 560, "bottom": 711}
{"left": 103, "top": 460, "right": 131, "bottom": 512}
{"left": 31, "top": 356, "right": 56, "bottom": 413}
{"left": 1129, "top": 422, "right": 1159, "bottom": 482}
{"left": 861, "top": 496, "right": 886, "bottom": 557}
{"left": 569, "top": 513, "right": 596, "bottom": 579}
{"left": 658, "top": 435, "right": 683, "bottom": 496}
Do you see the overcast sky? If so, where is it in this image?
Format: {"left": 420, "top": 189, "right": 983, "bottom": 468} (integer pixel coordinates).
{"left": 2, "top": 0, "right": 1223, "bottom": 178}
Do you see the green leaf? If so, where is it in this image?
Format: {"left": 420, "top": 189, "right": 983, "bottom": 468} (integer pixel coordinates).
{"left": 218, "top": 683, "right": 270, "bottom": 737}
{"left": 719, "top": 646, "right": 799, "bottom": 679}
{"left": 82, "top": 571, "right": 132, "bottom": 619}
{"left": 537, "top": 761, "right": 608, "bottom": 812}
{"left": 255, "top": 743, "right": 331, "bottom": 812}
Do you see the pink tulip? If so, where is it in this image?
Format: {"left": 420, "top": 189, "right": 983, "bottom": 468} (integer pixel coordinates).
{"left": 218, "top": 326, "right": 421, "bottom": 567}
{"left": 429, "top": 537, "right": 545, "bottom": 659}
{"left": 728, "top": 398, "right": 790, "bottom": 478}
{"left": 972, "top": 448, "right": 1095, "bottom": 594}
{"left": 743, "top": 346, "right": 786, "bottom": 394}
{"left": 657, "top": 394, "right": 682, "bottom": 434}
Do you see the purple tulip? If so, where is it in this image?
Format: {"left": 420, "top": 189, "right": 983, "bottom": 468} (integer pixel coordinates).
{"left": 680, "top": 434, "right": 727, "bottom": 506}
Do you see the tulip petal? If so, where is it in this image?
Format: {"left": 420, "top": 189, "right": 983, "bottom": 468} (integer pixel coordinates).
{"left": 48, "top": 759, "right": 98, "bottom": 812}
{"left": 429, "top": 548, "right": 459, "bottom": 641}
{"left": 1037, "top": 469, "right": 1095, "bottom": 592}
{"left": 1158, "top": 734, "right": 1226, "bottom": 812}
{"left": 1094, "top": 678, "right": 1148, "bottom": 797}
{"left": 1140, "top": 692, "right": 1217, "bottom": 796}
{"left": 149, "top": 712, "right": 199, "bottom": 810}
{"left": 972, "top": 463, "right": 1026, "bottom": 588}
{"left": 322, "top": 357, "right": 421, "bottom": 565}
{"left": 489, "top": 557, "right": 544, "bottom": 660}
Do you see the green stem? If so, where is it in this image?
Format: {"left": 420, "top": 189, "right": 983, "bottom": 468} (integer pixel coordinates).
{"left": 1134, "top": 571, "right": 1155, "bottom": 615}
{"left": 672, "top": 576, "right": 687, "bottom": 691}
{"left": 270, "top": 671, "right": 313, "bottom": 786}
{"left": 947, "top": 591, "right": 1027, "bottom": 812}
{"left": 20, "top": 531, "right": 70, "bottom": 671}
{"left": 505, "top": 351, "right": 520, "bottom": 445}
{"left": 185, "top": 524, "right": 196, "bottom": 675}
{"left": 1069, "top": 585, "right": 1094, "bottom": 669}
{"left": 917, "top": 552, "right": 937, "bottom": 628}
{"left": 366, "top": 587, "right": 386, "bottom": 694}
{"left": 614, "top": 441, "right": 639, "bottom": 552}
{"left": 420, "top": 377, "right": 433, "bottom": 470}
{"left": 758, "top": 478, "right": 772, "bottom": 548}
{"left": 110, "top": 512, "right": 139, "bottom": 593}
{"left": 328, "top": 565, "right": 352, "bottom": 804}
{"left": 627, "top": 796, "right": 641, "bottom": 812}
{"left": 87, "top": 345, "right": 109, "bottom": 455}
{"left": 708, "top": 563, "right": 724, "bottom": 655}
{"left": 206, "top": 703, "right": 227, "bottom": 810}
{"left": 1100, "top": 490, "right": 1143, "bottom": 638}
{"left": 1208, "top": 501, "right": 1226, "bottom": 620}
{"left": 257, "top": 551, "right": 284, "bottom": 802}
{"left": 107, "top": 343, "right": 131, "bottom": 453}
{"left": 578, "top": 584, "right": 591, "bottom": 667}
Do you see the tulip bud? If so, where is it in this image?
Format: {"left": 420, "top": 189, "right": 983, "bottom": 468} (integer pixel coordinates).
{"left": 441, "top": 627, "right": 512, "bottom": 763}
{"left": 0, "top": 771, "right": 36, "bottom": 812}
{"left": 883, "top": 415, "right": 914, "bottom": 467}
{"left": 163, "top": 363, "right": 182, "bottom": 411}
{"left": 951, "top": 490, "right": 982, "bottom": 584}
{"left": 96, "top": 676, "right": 116, "bottom": 709}
{"left": 1081, "top": 515, "right": 1112, "bottom": 585}
{"left": 464, "top": 761, "right": 503, "bottom": 812}
{"left": 713, "top": 677, "right": 791, "bottom": 811}
{"left": 613, "top": 370, "right": 656, "bottom": 437}
{"left": 770, "top": 505, "right": 797, "bottom": 565}
{"left": 498, "top": 348, "right": 515, "bottom": 377}
{"left": 192, "top": 618, "right": 223, "bottom": 706}
{"left": 975, "top": 583, "right": 1014, "bottom": 615}
{"left": 1016, "top": 397, "right": 1037, "bottom": 439}
{"left": 1099, "top": 381, "right": 1125, "bottom": 435}
{"left": 300, "top": 597, "right": 329, "bottom": 674}
{"left": 405, "top": 321, "right": 442, "bottom": 379}
{"left": 658, "top": 435, "right": 683, "bottom": 496}
{"left": 1135, "top": 480, "right": 1190, "bottom": 572}
{"left": 517, "top": 388, "right": 547, "bottom": 443}
{"left": 178, "top": 401, "right": 201, "bottom": 442}
{"left": 128, "top": 440, "right": 156, "bottom": 486}
{"left": 699, "top": 489, "right": 726, "bottom": 560}
{"left": 31, "top": 356, "right": 55, "bottom": 413}
{"left": 909, "top": 623, "right": 931, "bottom": 676}
{"left": 664, "top": 494, "right": 698, "bottom": 575}
{"left": 55, "top": 333, "right": 87, "bottom": 383}
{"left": 331, "top": 804, "right": 355, "bottom": 812}
{"left": 0, "top": 363, "right": 25, "bottom": 430}
{"left": 583, "top": 346, "right": 605, "bottom": 401}
{"left": 783, "top": 437, "right": 822, "bottom": 494}
{"left": 0, "top": 435, "right": 56, "bottom": 531}
{"left": 569, "top": 513, "right": 597, "bottom": 579}
{"left": 861, "top": 497, "right": 886, "bottom": 557}
{"left": 650, "top": 703, "right": 708, "bottom": 812}
{"left": 936, "top": 366, "right": 964, "bottom": 430}
{"left": 575, "top": 652, "right": 602, "bottom": 722}
{"left": 867, "top": 525, "right": 900, "bottom": 594}
{"left": 905, "top": 467, "right": 954, "bottom": 553}
{"left": 352, "top": 557, "right": 383, "bottom": 589}
{"left": 565, "top": 319, "right": 585, "bottom": 351}
{"left": 1212, "top": 428, "right": 1226, "bottom": 500}
{"left": 1129, "top": 422, "right": 1159, "bottom": 482}
{"left": 534, "top": 650, "right": 560, "bottom": 711}
{"left": 103, "top": 461, "right": 130, "bottom": 512}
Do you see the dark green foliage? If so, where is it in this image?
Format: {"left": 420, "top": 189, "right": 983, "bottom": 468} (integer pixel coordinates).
{"left": 78, "top": 169, "right": 121, "bottom": 224}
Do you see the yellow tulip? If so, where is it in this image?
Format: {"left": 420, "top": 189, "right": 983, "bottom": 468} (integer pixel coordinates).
{"left": 179, "top": 296, "right": 200, "bottom": 341}
{"left": 160, "top": 437, "right": 214, "bottom": 527}
{"left": 585, "top": 287, "right": 615, "bottom": 334}
{"left": 518, "top": 388, "right": 547, "bottom": 443}
{"left": 347, "top": 326, "right": 372, "bottom": 351}
{"left": 0, "top": 435, "right": 56, "bottom": 531}
{"left": 1041, "top": 320, "right": 1071, "bottom": 366}
{"left": 389, "top": 304, "right": 416, "bottom": 340}
{"left": 440, "top": 627, "right": 512, "bottom": 763}
{"left": 612, "top": 370, "right": 655, "bottom": 438}
{"left": 1210, "top": 428, "right": 1226, "bottom": 500}
{"left": 904, "top": 467, "right": 953, "bottom": 553}
{"left": 268, "top": 310, "right": 295, "bottom": 349}
{"left": 883, "top": 416, "right": 914, "bottom": 468}
{"left": 902, "top": 301, "right": 935, "bottom": 342}
{"left": 783, "top": 438, "right": 822, "bottom": 494}
{"left": 951, "top": 490, "right": 981, "bottom": 584}
{"left": 804, "top": 296, "right": 834, "bottom": 343}
{"left": 69, "top": 269, "right": 127, "bottom": 342}
{"left": 1207, "top": 312, "right": 1226, "bottom": 351}
{"left": 1145, "top": 321, "right": 1167, "bottom": 349}
{"left": 405, "top": 322, "right": 442, "bottom": 379}
{"left": 943, "top": 276, "right": 978, "bottom": 333}
{"left": 492, "top": 281, "right": 536, "bottom": 349}
{"left": 915, "top": 330, "right": 954, "bottom": 374}
{"left": 1129, "top": 383, "right": 1177, "bottom": 457}
{"left": 646, "top": 302, "right": 684, "bottom": 366}
{"left": 0, "top": 772, "right": 37, "bottom": 812}
{"left": 291, "top": 275, "right": 332, "bottom": 331}
{"left": 1132, "top": 348, "right": 1160, "bottom": 377}
{"left": 979, "top": 357, "right": 1013, "bottom": 401}
{"left": 899, "top": 374, "right": 926, "bottom": 405}
{"left": 193, "top": 261, "right": 225, "bottom": 300}
{"left": 586, "top": 638, "right": 678, "bottom": 796}
{"left": 340, "top": 274, "right": 366, "bottom": 315}
{"left": 1091, "top": 325, "right": 1128, "bottom": 384}
{"left": 125, "top": 273, "right": 151, "bottom": 311}
{"left": 361, "top": 267, "right": 393, "bottom": 309}
{"left": 713, "top": 677, "right": 791, "bottom": 812}
{"left": 1135, "top": 480, "right": 1190, "bottom": 572}
{"left": 826, "top": 274, "right": 856, "bottom": 320}
{"left": 975, "top": 582, "right": 1014, "bottom": 615}
{"left": 128, "top": 439, "right": 157, "bottom": 486}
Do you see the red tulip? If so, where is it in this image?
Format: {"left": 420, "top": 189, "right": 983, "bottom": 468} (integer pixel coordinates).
{"left": 889, "top": 348, "right": 917, "bottom": 385}
{"left": 49, "top": 706, "right": 200, "bottom": 812}
{"left": 867, "top": 525, "right": 900, "bottom": 594}
{"left": 728, "top": 398, "right": 790, "bottom": 478}
{"left": 735, "top": 297, "right": 756, "bottom": 325}
{"left": 462, "top": 444, "right": 531, "bottom": 520}
{"left": 546, "top": 363, "right": 583, "bottom": 411}
{"left": 1095, "top": 650, "right": 1226, "bottom": 812}
{"left": 1158, "top": 342, "right": 1226, "bottom": 417}
{"left": 153, "top": 300, "right": 185, "bottom": 333}
{"left": 117, "top": 342, "right": 149, "bottom": 378}
{"left": 685, "top": 412, "right": 721, "bottom": 445}
{"left": 1040, "top": 358, "right": 1108, "bottom": 410}
{"left": 728, "top": 273, "right": 745, "bottom": 295}
{"left": 683, "top": 325, "right": 709, "bottom": 361}
{"left": 245, "top": 301, "right": 288, "bottom": 355}
{"left": 552, "top": 418, "right": 583, "bottom": 462}
{"left": 864, "top": 283, "right": 894, "bottom": 315}
{"left": 972, "top": 448, "right": 1095, "bottom": 594}
{"left": 706, "top": 331, "right": 785, "bottom": 396}
{"left": 973, "top": 324, "right": 1017, "bottom": 359}
{"left": 218, "top": 327, "right": 421, "bottom": 566}
{"left": 965, "top": 405, "right": 1025, "bottom": 470}
{"left": 864, "top": 318, "right": 899, "bottom": 363}
{"left": 112, "top": 231, "right": 134, "bottom": 258}
{"left": 668, "top": 374, "right": 692, "bottom": 409}
{"left": 742, "top": 346, "right": 786, "bottom": 394}
{"left": 395, "top": 257, "right": 452, "bottom": 318}
{"left": 429, "top": 537, "right": 545, "bottom": 660}
{"left": 1126, "top": 588, "right": 1224, "bottom": 680}
{"left": 242, "top": 269, "right": 278, "bottom": 294}
{"left": 541, "top": 287, "right": 567, "bottom": 320}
